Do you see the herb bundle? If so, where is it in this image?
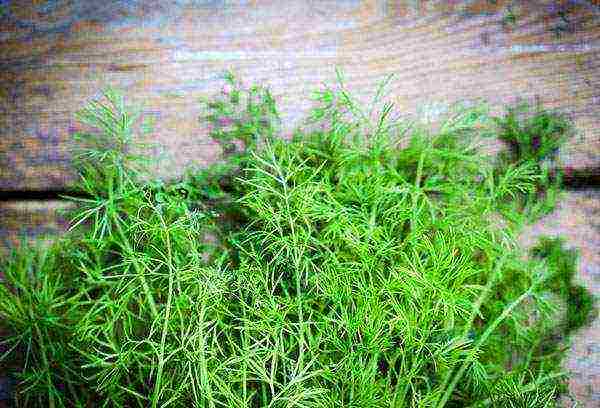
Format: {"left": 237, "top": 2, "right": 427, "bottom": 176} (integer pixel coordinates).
{"left": 0, "top": 74, "right": 594, "bottom": 407}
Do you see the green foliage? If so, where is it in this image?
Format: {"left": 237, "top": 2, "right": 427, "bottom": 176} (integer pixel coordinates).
{"left": 531, "top": 237, "right": 596, "bottom": 333}
{"left": 0, "top": 74, "right": 593, "bottom": 407}
{"left": 502, "top": 5, "right": 518, "bottom": 28}
{"left": 493, "top": 102, "right": 575, "bottom": 223}
{"left": 494, "top": 103, "right": 573, "bottom": 165}
{"left": 202, "top": 72, "right": 280, "bottom": 161}
{"left": 488, "top": 372, "right": 556, "bottom": 408}
{"left": 0, "top": 242, "right": 87, "bottom": 407}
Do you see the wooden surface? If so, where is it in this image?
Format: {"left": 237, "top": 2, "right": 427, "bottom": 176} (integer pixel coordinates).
{"left": 0, "top": 200, "right": 74, "bottom": 249}
{"left": 0, "top": 2, "right": 599, "bottom": 402}
{"left": 1, "top": 0, "right": 599, "bottom": 191}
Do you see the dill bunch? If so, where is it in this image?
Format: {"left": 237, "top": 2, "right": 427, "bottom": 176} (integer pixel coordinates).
{"left": 0, "top": 73, "right": 593, "bottom": 407}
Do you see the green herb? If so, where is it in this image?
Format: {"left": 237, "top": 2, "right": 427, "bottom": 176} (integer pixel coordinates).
{"left": 0, "top": 74, "right": 593, "bottom": 407}
{"left": 493, "top": 101, "right": 575, "bottom": 223}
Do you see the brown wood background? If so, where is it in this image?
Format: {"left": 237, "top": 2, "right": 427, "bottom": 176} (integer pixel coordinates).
{"left": 1, "top": 0, "right": 598, "bottom": 239}
{"left": 0, "top": 0, "right": 599, "bottom": 403}
{"left": 1, "top": 0, "right": 599, "bottom": 191}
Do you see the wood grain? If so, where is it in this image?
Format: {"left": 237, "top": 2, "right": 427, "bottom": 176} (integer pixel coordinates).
{"left": 1, "top": 0, "right": 599, "bottom": 191}
{"left": 0, "top": 200, "right": 75, "bottom": 250}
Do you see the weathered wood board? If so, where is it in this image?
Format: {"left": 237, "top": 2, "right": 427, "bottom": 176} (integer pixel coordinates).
{"left": 0, "top": 200, "right": 74, "bottom": 249}
{"left": 1, "top": 0, "right": 599, "bottom": 191}
{"left": 0, "top": 1, "right": 599, "bottom": 402}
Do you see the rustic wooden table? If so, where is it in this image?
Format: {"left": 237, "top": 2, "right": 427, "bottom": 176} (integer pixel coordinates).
{"left": 0, "top": 0, "right": 599, "bottom": 404}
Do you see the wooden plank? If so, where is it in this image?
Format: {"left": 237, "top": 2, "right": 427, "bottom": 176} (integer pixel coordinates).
{"left": 1, "top": 0, "right": 599, "bottom": 191}
{"left": 0, "top": 200, "right": 75, "bottom": 250}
